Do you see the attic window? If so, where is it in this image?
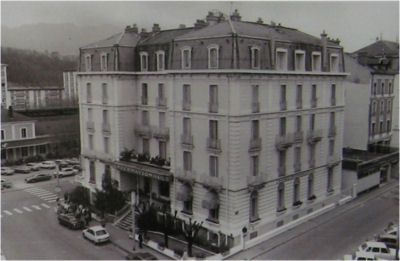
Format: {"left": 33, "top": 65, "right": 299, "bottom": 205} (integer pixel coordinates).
{"left": 330, "top": 53, "right": 339, "bottom": 72}
{"left": 208, "top": 44, "right": 219, "bottom": 69}
{"left": 311, "top": 52, "right": 321, "bottom": 71}
{"left": 276, "top": 48, "right": 288, "bottom": 71}
{"left": 156, "top": 50, "right": 165, "bottom": 71}
{"left": 181, "top": 47, "right": 192, "bottom": 70}
{"left": 140, "top": 52, "right": 148, "bottom": 71}
{"left": 85, "top": 54, "right": 93, "bottom": 72}
{"left": 101, "top": 53, "right": 108, "bottom": 72}
{"left": 295, "top": 50, "right": 305, "bottom": 71}
{"left": 251, "top": 46, "right": 260, "bottom": 69}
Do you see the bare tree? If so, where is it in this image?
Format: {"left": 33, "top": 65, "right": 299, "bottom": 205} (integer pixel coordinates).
{"left": 182, "top": 218, "right": 203, "bottom": 257}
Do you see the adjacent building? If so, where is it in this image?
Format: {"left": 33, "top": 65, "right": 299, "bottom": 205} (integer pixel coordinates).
{"left": 1, "top": 64, "right": 10, "bottom": 109}
{"left": 77, "top": 10, "right": 347, "bottom": 248}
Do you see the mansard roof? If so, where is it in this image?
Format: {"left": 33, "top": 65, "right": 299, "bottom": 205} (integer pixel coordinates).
{"left": 81, "top": 30, "right": 140, "bottom": 49}
{"left": 1, "top": 108, "right": 33, "bottom": 123}
{"left": 353, "top": 40, "right": 399, "bottom": 57}
{"left": 138, "top": 27, "right": 196, "bottom": 45}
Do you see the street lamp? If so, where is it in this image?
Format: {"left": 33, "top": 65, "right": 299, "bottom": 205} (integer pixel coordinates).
{"left": 54, "top": 163, "right": 61, "bottom": 198}
{"left": 131, "top": 191, "right": 136, "bottom": 251}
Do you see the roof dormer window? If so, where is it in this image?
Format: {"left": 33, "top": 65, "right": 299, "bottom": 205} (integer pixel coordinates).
{"left": 311, "top": 51, "right": 321, "bottom": 71}
{"left": 100, "top": 53, "right": 108, "bottom": 72}
{"left": 276, "top": 48, "right": 288, "bottom": 71}
{"left": 208, "top": 44, "right": 219, "bottom": 69}
{"left": 295, "top": 50, "right": 305, "bottom": 71}
{"left": 251, "top": 46, "right": 261, "bottom": 69}
{"left": 156, "top": 50, "right": 165, "bottom": 71}
{"left": 181, "top": 46, "right": 192, "bottom": 70}
{"left": 330, "top": 53, "right": 339, "bottom": 72}
{"left": 140, "top": 51, "right": 148, "bottom": 72}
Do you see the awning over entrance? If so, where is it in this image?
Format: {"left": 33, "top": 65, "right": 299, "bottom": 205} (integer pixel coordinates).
{"left": 1, "top": 135, "right": 51, "bottom": 149}
{"left": 114, "top": 160, "right": 173, "bottom": 182}
{"left": 176, "top": 183, "right": 193, "bottom": 202}
{"left": 201, "top": 190, "right": 219, "bottom": 210}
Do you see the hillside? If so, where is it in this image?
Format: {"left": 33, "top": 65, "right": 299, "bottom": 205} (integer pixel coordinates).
{"left": 1, "top": 47, "right": 77, "bottom": 87}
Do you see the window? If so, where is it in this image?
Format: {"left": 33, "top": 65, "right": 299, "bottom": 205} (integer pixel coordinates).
{"left": 252, "top": 120, "right": 260, "bottom": 139}
{"left": 252, "top": 85, "right": 259, "bottom": 112}
{"left": 310, "top": 114, "right": 315, "bottom": 130}
{"left": 279, "top": 150, "right": 286, "bottom": 176}
{"left": 372, "top": 101, "right": 377, "bottom": 114}
{"left": 140, "top": 52, "right": 148, "bottom": 71}
{"left": 21, "top": 147, "right": 28, "bottom": 157}
{"left": 307, "top": 173, "right": 314, "bottom": 199}
{"left": 331, "top": 84, "right": 336, "bottom": 106}
{"left": 85, "top": 54, "right": 92, "bottom": 72}
{"left": 295, "top": 50, "right": 305, "bottom": 71}
{"left": 89, "top": 161, "right": 96, "bottom": 183}
{"left": 181, "top": 47, "right": 191, "bottom": 69}
{"left": 208, "top": 45, "right": 219, "bottom": 69}
{"left": 279, "top": 117, "right": 286, "bottom": 136}
{"left": 277, "top": 183, "right": 285, "bottom": 211}
{"left": 183, "top": 117, "right": 191, "bottom": 136}
{"left": 100, "top": 53, "right": 108, "bottom": 71}
{"left": 142, "top": 111, "right": 149, "bottom": 125}
{"left": 182, "top": 84, "right": 191, "bottom": 110}
{"left": 327, "top": 168, "right": 334, "bottom": 192}
{"left": 373, "top": 82, "right": 377, "bottom": 95}
{"left": 183, "top": 195, "right": 193, "bottom": 213}
{"left": 381, "top": 82, "right": 385, "bottom": 95}
{"left": 104, "top": 137, "right": 110, "bottom": 153}
{"left": 159, "top": 141, "right": 166, "bottom": 159}
{"left": 329, "top": 140, "right": 335, "bottom": 156}
{"left": 209, "top": 85, "right": 218, "bottom": 113}
{"left": 159, "top": 112, "right": 166, "bottom": 128}
{"left": 387, "top": 120, "right": 391, "bottom": 132}
{"left": 251, "top": 155, "right": 259, "bottom": 176}
{"left": 141, "top": 83, "right": 148, "bottom": 105}
{"left": 209, "top": 120, "right": 218, "bottom": 140}
{"left": 311, "top": 84, "right": 317, "bottom": 108}
{"left": 309, "top": 144, "right": 316, "bottom": 168}
{"left": 276, "top": 48, "right": 288, "bottom": 70}
{"left": 380, "top": 121, "right": 384, "bottom": 133}
{"left": 280, "top": 84, "right": 287, "bottom": 110}
{"left": 293, "top": 178, "right": 300, "bottom": 204}
{"left": 312, "top": 52, "right": 321, "bottom": 71}
{"left": 159, "top": 181, "right": 169, "bottom": 198}
{"left": 1, "top": 130, "right": 4, "bottom": 140}
{"left": 250, "top": 192, "right": 259, "bottom": 222}
{"left": 294, "top": 147, "right": 301, "bottom": 171}
{"left": 86, "top": 83, "right": 92, "bottom": 103}
{"left": 209, "top": 156, "right": 218, "bottom": 177}
{"left": 330, "top": 112, "right": 335, "bottom": 130}
{"left": 103, "top": 110, "right": 109, "bottom": 126}
{"left": 387, "top": 100, "right": 391, "bottom": 112}
{"left": 330, "top": 54, "right": 339, "bottom": 72}
{"left": 209, "top": 206, "right": 219, "bottom": 221}
{"left": 372, "top": 123, "right": 376, "bottom": 135}
{"left": 21, "top": 128, "right": 27, "bottom": 138}
{"left": 389, "top": 82, "right": 393, "bottom": 94}
{"left": 380, "top": 101, "right": 384, "bottom": 114}
{"left": 183, "top": 151, "right": 192, "bottom": 171}
{"left": 156, "top": 51, "right": 165, "bottom": 71}
{"left": 158, "top": 83, "right": 165, "bottom": 103}
{"left": 89, "top": 134, "right": 93, "bottom": 150}
{"left": 251, "top": 46, "right": 260, "bottom": 69}
{"left": 296, "top": 116, "right": 302, "bottom": 132}
{"left": 296, "top": 84, "right": 303, "bottom": 109}
{"left": 102, "top": 83, "right": 108, "bottom": 104}
{"left": 142, "top": 138, "right": 150, "bottom": 155}
{"left": 88, "top": 108, "right": 93, "bottom": 120}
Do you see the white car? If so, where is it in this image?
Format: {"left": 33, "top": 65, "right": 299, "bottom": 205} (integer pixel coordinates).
{"left": 26, "top": 162, "right": 41, "bottom": 171}
{"left": 1, "top": 167, "right": 15, "bottom": 175}
{"left": 1, "top": 178, "right": 12, "bottom": 189}
{"left": 358, "top": 241, "right": 396, "bottom": 260}
{"left": 55, "top": 168, "right": 78, "bottom": 177}
{"left": 346, "top": 251, "right": 378, "bottom": 260}
{"left": 39, "top": 161, "right": 57, "bottom": 169}
{"left": 82, "top": 226, "right": 110, "bottom": 244}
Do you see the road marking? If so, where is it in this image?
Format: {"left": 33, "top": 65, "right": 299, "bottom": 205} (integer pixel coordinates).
{"left": 48, "top": 199, "right": 56, "bottom": 203}
{"left": 41, "top": 203, "right": 50, "bottom": 208}
{"left": 32, "top": 205, "right": 41, "bottom": 210}
{"left": 4, "top": 210, "right": 12, "bottom": 216}
{"left": 13, "top": 208, "right": 23, "bottom": 214}
{"left": 23, "top": 206, "right": 32, "bottom": 212}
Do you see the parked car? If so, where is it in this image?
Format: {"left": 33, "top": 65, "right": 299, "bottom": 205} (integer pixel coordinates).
{"left": 82, "top": 226, "right": 110, "bottom": 244}
{"left": 58, "top": 213, "right": 85, "bottom": 229}
{"left": 55, "top": 160, "right": 69, "bottom": 168}
{"left": 39, "top": 161, "right": 57, "bottom": 169}
{"left": 384, "top": 225, "right": 399, "bottom": 236}
{"left": 345, "top": 251, "right": 378, "bottom": 260}
{"left": 14, "top": 166, "right": 31, "bottom": 174}
{"left": 125, "top": 252, "right": 158, "bottom": 260}
{"left": 25, "top": 173, "right": 52, "bottom": 183}
{"left": 26, "top": 162, "right": 41, "bottom": 171}
{"left": 1, "top": 167, "right": 15, "bottom": 175}
{"left": 377, "top": 234, "right": 398, "bottom": 249}
{"left": 72, "top": 165, "right": 82, "bottom": 171}
{"left": 1, "top": 179, "right": 12, "bottom": 189}
{"left": 358, "top": 241, "right": 396, "bottom": 260}
{"left": 54, "top": 168, "right": 78, "bottom": 178}
{"left": 66, "top": 158, "right": 80, "bottom": 165}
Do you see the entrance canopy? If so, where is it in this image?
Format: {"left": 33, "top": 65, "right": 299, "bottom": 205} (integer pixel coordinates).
{"left": 115, "top": 161, "right": 173, "bottom": 182}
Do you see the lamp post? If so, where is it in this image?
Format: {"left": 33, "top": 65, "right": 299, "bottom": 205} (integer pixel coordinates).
{"left": 54, "top": 163, "right": 61, "bottom": 197}
{"left": 131, "top": 191, "right": 136, "bottom": 251}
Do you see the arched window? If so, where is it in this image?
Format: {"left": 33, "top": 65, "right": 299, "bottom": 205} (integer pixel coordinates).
{"left": 277, "top": 182, "right": 285, "bottom": 211}
{"left": 208, "top": 44, "right": 219, "bottom": 69}
{"left": 250, "top": 191, "right": 259, "bottom": 222}
{"left": 251, "top": 46, "right": 261, "bottom": 69}
{"left": 139, "top": 52, "right": 148, "bottom": 71}
{"left": 307, "top": 173, "right": 314, "bottom": 200}
{"left": 293, "top": 177, "right": 300, "bottom": 204}
{"left": 156, "top": 50, "right": 165, "bottom": 71}
{"left": 181, "top": 46, "right": 191, "bottom": 69}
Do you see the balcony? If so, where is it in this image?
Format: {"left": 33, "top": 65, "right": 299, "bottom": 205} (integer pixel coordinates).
{"left": 249, "top": 137, "right": 262, "bottom": 152}
{"left": 134, "top": 125, "right": 151, "bottom": 138}
{"left": 156, "top": 97, "right": 167, "bottom": 108}
{"left": 141, "top": 96, "right": 148, "bottom": 105}
{"left": 280, "top": 100, "right": 287, "bottom": 111}
{"left": 293, "top": 131, "right": 304, "bottom": 143}
{"left": 307, "top": 129, "right": 323, "bottom": 144}
{"left": 102, "top": 123, "right": 111, "bottom": 136}
{"left": 247, "top": 174, "right": 266, "bottom": 191}
{"left": 328, "top": 126, "right": 337, "bottom": 138}
{"left": 327, "top": 154, "right": 340, "bottom": 168}
{"left": 293, "top": 162, "right": 301, "bottom": 172}
{"left": 153, "top": 127, "right": 169, "bottom": 141}
{"left": 182, "top": 100, "right": 191, "bottom": 111}
{"left": 310, "top": 98, "right": 317, "bottom": 108}
{"left": 251, "top": 102, "right": 260, "bottom": 113}
{"left": 200, "top": 175, "right": 224, "bottom": 192}
{"left": 278, "top": 166, "right": 286, "bottom": 177}
{"left": 181, "top": 134, "right": 194, "bottom": 150}
{"left": 86, "top": 121, "right": 95, "bottom": 133}
{"left": 275, "top": 134, "right": 294, "bottom": 151}
{"left": 208, "top": 102, "right": 218, "bottom": 113}
{"left": 207, "top": 138, "right": 221, "bottom": 153}
{"left": 175, "top": 169, "right": 196, "bottom": 185}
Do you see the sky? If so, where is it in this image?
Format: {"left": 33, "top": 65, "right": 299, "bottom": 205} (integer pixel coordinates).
{"left": 1, "top": 1, "right": 399, "bottom": 52}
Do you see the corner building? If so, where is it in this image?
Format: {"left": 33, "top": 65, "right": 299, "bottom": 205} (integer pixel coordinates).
{"left": 77, "top": 11, "right": 347, "bottom": 248}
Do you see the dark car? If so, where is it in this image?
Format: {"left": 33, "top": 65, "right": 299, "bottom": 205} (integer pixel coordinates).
{"left": 25, "top": 174, "right": 52, "bottom": 183}
{"left": 125, "top": 252, "right": 158, "bottom": 260}
{"left": 58, "top": 213, "right": 85, "bottom": 229}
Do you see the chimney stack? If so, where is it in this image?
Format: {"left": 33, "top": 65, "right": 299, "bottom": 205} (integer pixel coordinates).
{"left": 230, "top": 9, "right": 241, "bottom": 22}
{"left": 194, "top": 19, "right": 207, "bottom": 29}
{"left": 125, "top": 24, "right": 138, "bottom": 33}
{"left": 321, "top": 30, "right": 328, "bottom": 71}
{"left": 206, "top": 11, "right": 219, "bottom": 25}
{"left": 179, "top": 24, "right": 186, "bottom": 29}
{"left": 256, "top": 18, "right": 264, "bottom": 24}
{"left": 152, "top": 23, "right": 161, "bottom": 33}
{"left": 140, "top": 28, "right": 150, "bottom": 38}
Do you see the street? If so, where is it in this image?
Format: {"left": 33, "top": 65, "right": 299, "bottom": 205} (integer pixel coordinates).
{"left": 231, "top": 182, "right": 399, "bottom": 260}
{"left": 1, "top": 171, "right": 126, "bottom": 260}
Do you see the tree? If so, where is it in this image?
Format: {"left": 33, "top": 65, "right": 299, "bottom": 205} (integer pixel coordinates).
{"left": 182, "top": 218, "right": 203, "bottom": 257}
{"left": 159, "top": 207, "right": 177, "bottom": 248}
{"left": 136, "top": 202, "right": 157, "bottom": 238}
{"left": 65, "top": 186, "right": 90, "bottom": 207}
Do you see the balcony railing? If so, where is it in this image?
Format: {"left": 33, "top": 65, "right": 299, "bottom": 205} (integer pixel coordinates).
{"left": 209, "top": 102, "right": 219, "bottom": 113}
{"left": 310, "top": 98, "right": 317, "bottom": 108}
{"left": 156, "top": 97, "right": 167, "bottom": 108}
{"left": 134, "top": 125, "right": 151, "bottom": 138}
{"left": 293, "top": 131, "right": 304, "bottom": 143}
{"left": 102, "top": 123, "right": 111, "bottom": 135}
{"left": 275, "top": 133, "right": 294, "bottom": 151}
{"left": 293, "top": 162, "right": 301, "bottom": 172}
{"left": 200, "top": 175, "right": 224, "bottom": 192}
{"left": 87, "top": 121, "right": 95, "bottom": 132}
{"left": 207, "top": 138, "right": 221, "bottom": 152}
{"left": 328, "top": 126, "right": 337, "bottom": 138}
{"left": 278, "top": 166, "right": 286, "bottom": 177}
{"left": 251, "top": 102, "right": 260, "bottom": 113}
{"left": 307, "top": 129, "right": 323, "bottom": 144}
{"left": 280, "top": 100, "right": 287, "bottom": 111}
{"left": 141, "top": 96, "right": 148, "bottom": 105}
{"left": 181, "top": 134, "right": 194, "bottom": 149}
{"left": 182, "top": 100, "right": 191, "bottom": 111}
{"left": 249, "top": 137, "right": 262, "bottom": 152}
{"left": 153, "top": 127, "right": 169, "bottom": 141}
{"left": 247, "top": 174, "right": 266, "bottom": 190}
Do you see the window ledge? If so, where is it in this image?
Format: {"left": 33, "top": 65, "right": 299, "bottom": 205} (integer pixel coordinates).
{"left": 206, "top": 218, "right": 220, "bottom": 225}
{"left": 181, "top": 210, "right": 193, "bottom": 216}
{"left": 276, "top": 208, "right": 287, "bottom": 216}
{"left": 250, "top": 217, "right": 261, "bottom": 224}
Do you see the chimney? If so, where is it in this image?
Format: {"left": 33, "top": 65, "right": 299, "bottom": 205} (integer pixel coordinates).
{"left": 8, "top": 106, "right": 13, "bottom": 118}
{"left": 321, "top": 30, "right": 328, "bottom": 71}
{"left": 125, "top": 24, "right": 138, "bottom": 33}
{"left": 230, "top": 9, "right": 241, "bottom": 22}
{"left": 206, "top": 11, "right": 219, "bottom": 25}
{"left": 256, "top": 18, "right": 264, "bottom": 24}
{"left": 152, "top": 23, "right": 161, "bottom": 33}
{"left": 194, "top": 19, "right": 207, "bottom": 29}
{"left": 140, "top": 28, "right": 150, "bottom": 38}
{"left": 179, "top": 24, "right": 186, "bottom": 29}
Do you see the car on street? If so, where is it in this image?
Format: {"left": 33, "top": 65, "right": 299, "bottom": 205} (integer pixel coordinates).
{"left": 358, "top": 241, "right": 396, "bottom": 260}
{"left": 58, "top": 213, "right": 85, "bottom": 229}
{"left": 344, "top": 251, "right": 378, "bottom": 260}
{"left": 377, "top": 234, "right": 398, "bottom": 249}
{"left": 14, "top": 166, "right": 31, "bottom": 174}
{"left": 55, "top": 160, "right": 69, "bottom": 168}
{"left": 1, "top": 179, "right": 12, "bottom": 189}
{"left": 25, "top": 173, "right": 52, "bottom": 183}
{"left": 125, "top": 252, "right": 158, "bottom": 260}
{"left": 82, "top": 226, "right": 110, "bottom": 244}
{"left": 1, "top": 167, "right": 15, "bottom": 175}
{"left": 66, "top": 158, "right": 80, "bottom": 165}
{"left": 39, "top": 161, "right": 57, "bottom": 169}
{"left": 26, "top": 162, "right": 41, "bottom": 171}
{"left": 54, "top": 168, "right": 78, "bottom": 178}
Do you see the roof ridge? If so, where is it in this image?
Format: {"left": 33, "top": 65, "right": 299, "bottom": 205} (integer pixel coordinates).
{"left": 116, "top": 31, "right": 126, "bottom": 45}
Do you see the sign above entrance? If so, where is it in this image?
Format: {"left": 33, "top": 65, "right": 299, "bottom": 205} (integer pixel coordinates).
{"left": 115, "top": 161, "right": 173, "bottom": 182}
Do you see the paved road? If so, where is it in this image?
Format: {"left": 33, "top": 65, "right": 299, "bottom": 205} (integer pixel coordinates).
{"left": 1, "top": 174, "right": 126, "bottom": 260}
{"left": 232, "top": 182, "right": 399, "bottom": 260}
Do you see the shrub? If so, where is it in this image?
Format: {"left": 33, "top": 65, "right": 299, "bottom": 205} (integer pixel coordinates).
{"left": 174, "top": 248, "right": 184, "bottom": 257}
